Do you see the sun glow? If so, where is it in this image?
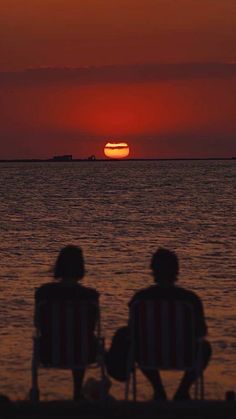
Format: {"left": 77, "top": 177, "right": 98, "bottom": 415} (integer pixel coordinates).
{"left": 104, "top": 142, "right": 130, "bottom": 159}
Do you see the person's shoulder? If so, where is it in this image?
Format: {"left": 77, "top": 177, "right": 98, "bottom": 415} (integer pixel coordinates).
{"left": 35, "top": 282, "right": 57, "bottom": 299}
{"left": 35, "top": 282, "right": 56, "bottom": 292}
{"left": 83, "top": 285, "right": 99, "bottom": 298}
{"left": 75, "top": 284, "right": 99, "bottom": 301}
{"left": 174, "top": 286, "right": 202, "bottom": 303}
{"left": 129, "top": 285, "right": 156, "bottom": 305}
{"left": 35, "top": 282, "right": 99, "bottom": 302}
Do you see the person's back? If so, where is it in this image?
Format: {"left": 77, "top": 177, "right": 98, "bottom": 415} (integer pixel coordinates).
{"left": 128, "top": 248, "right": 211, "bottom": 400}
{"left": 130, "top": 284, "right": 207, "bottom": 339}
{"left": 36, "top": 281, "right": 98, "bottom": 308}
{"left": 34, "top": 245, "right": 99, "bottom": 400}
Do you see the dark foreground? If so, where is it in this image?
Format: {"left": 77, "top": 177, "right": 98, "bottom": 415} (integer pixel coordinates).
{"left": 1, "top": 400, "right": 236, "bottom": 419}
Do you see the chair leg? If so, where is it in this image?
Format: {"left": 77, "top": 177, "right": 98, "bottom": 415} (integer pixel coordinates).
{"left": 132, "top": 368, "right": 137, "bottom": 401}
{"left": 30, "top": 361, "right": 40, "bottom": 401}
{"left": 97, "top": 336, "right": 107, "bottom": 401}
{"left": 29, "top": 338, "right": 40, "bottom": 402}
{"left": 29, "top": 386, "right": 40, "bottom": 403}
{"left": 99, "top": 361, "right": 107, "bottom": 401}
{"left": 194, "top": 377, "right": 198, "bottom": 399}
{"left": 125, "top": 373, "right": 131, "bottom": 401}
{"left": 200, "top": 372, "right": 204, "bottom": 400}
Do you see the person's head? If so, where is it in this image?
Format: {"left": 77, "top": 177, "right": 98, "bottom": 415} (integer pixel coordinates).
{"left": 53, "top": 245, "right": 85, "bottom": 281}
{"left": 150, "top": 247, "right": 179, "bottom": 284}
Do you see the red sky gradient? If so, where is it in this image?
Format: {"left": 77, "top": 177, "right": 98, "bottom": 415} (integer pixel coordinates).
{"left": 0, "top": 1, "right": 236, "bottom": 158}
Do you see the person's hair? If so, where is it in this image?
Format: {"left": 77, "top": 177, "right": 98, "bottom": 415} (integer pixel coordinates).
{"left": 53, "top": 245, "right": 85, "bottom": 280}
{"left": 150, "top": 247, "right": 179, "bottom": 283}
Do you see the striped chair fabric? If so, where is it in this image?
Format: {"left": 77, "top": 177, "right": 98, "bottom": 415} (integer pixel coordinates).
{"left": 37, "top": 299, "right": 98, "bottom": 368}
{"left": 131, "top": 299, "right": 196, "bottom": 370}
{"left": 125, "top": 299, "right": 204, "bottom": 400}
{"left": 30, "top": 299, "right": 104, "bottom": 401}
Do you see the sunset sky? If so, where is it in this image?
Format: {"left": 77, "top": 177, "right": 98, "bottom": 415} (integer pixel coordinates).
{"left": 0, "top": 0, "right": 236, "bottom": 159}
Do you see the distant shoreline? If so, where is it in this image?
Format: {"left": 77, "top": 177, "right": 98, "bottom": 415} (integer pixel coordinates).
{"left": 0, "top": 157, "right": 235, "bottom": 163}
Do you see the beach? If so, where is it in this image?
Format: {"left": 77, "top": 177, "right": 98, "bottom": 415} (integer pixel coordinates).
{"left": 1, "top": 400, "right": 236, "bottom": 419}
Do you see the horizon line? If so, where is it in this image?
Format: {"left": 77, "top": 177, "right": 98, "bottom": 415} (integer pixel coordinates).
{"left": 0, "top": 157, "right": 235, "bottom": 163}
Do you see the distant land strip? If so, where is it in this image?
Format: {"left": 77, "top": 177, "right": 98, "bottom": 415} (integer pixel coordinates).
{"left": 0, "top": 158, "right": 235, "bottom": 162}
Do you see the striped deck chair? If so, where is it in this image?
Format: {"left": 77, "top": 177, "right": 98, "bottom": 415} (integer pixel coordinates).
{"left": 125, "top": 299, "right": 204, "bottom": 401}
{"left": 30, "top": 298, "right": 105, "bottom": 401}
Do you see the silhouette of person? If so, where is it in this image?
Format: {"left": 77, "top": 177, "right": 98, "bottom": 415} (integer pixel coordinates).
{"left": 129, "top": 248, "right": 212, "bottom": 400}
{"left": 35, "top": 245, "right": 99, "bottom": 401}
{"left": 106, "top": 248, "right": 211, "bottom": 400}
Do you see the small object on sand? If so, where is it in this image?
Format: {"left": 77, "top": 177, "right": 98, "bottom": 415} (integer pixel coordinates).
{"left": 225, "top": 390, "right": 235, "bottom": 401}
{"left": 0, "top": 394, "right": 10, "bottom": 403}
{"left": 82, "top": 376, "right": 115, "bottom": 401}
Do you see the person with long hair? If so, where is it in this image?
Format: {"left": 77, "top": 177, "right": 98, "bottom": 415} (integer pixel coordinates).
{"left": 35, "top": 245, "right": 99, "bottom": 400}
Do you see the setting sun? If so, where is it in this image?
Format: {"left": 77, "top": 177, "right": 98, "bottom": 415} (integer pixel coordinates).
{"left": 104, "top": 142, "right": 130, "bottom": 159}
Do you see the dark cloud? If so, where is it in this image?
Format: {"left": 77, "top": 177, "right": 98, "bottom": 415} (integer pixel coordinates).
{"left": 0, "top": 62, "right": 236, "bottom": 86}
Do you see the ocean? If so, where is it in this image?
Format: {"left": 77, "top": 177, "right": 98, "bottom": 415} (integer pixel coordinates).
{"left": 0, "top": 160, "right": 235, "bottom": 400}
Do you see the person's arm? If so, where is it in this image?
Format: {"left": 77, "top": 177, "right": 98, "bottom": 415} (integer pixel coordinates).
{"left": 34, "top": 288, "right": 40, "bottom": 328}
{"left": 128, "top": 293, "right": 138, "bottom": 327}
{"left": 90, "top": 290, "right": 100, "bottom": 331}
{"left": 195, "top": 296, "right": 207, "bottom": 338}
{"left": 34, "top": 285, "right": 47, "bottom": 329}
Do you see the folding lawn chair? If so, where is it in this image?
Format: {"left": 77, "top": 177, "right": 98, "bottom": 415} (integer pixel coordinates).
{"left": 30, "top": 297, "right": 105, "bottom": 401}
{"left": 125, "top": 299, "right": 204, "bottom": 401}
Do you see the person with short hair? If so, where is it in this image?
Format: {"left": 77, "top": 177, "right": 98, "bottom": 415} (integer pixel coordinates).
{"left": 129, "top": 247, "right": 211, "bottom": 400}
{"left": 106, "top": 248, "right": 211, "bottom": 400}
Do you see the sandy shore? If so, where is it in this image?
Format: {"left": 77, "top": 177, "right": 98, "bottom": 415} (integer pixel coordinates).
{"left": 1, "top": 400, "right": 236, "bottom": 419}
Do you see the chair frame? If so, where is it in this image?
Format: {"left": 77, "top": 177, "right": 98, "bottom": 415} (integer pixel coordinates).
{"left": 29, "top": 298, "right": 106, "bottom": 402}
{"left": 125, "top": 299, "right": 205, "bottom": 401}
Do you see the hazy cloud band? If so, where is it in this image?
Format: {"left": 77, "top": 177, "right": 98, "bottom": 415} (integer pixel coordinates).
{"left": 0, "top": 63, "right": 236, "bottom": 85}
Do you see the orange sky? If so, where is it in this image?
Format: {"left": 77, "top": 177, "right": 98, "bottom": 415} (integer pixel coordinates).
{"left": 0, "top": 0, "right": 236, "bottom": 158}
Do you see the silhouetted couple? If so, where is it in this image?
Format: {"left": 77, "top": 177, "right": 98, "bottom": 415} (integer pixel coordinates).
{"left": 35, "top": 245, "right": 211, "bottom": 401}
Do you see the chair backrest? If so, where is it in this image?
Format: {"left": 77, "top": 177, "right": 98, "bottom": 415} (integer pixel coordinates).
{"left": 130, "top": 299, "right": 196, "bottom": 370}
{"left": 36, "top": 299, "right": 99, "bottom": 369}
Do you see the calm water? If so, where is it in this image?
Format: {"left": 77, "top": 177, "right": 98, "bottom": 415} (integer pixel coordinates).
{"left": 0, "top": 160, "right": 235, "bottom": 400}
